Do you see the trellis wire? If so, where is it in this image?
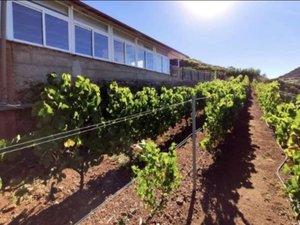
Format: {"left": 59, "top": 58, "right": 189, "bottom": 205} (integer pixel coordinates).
{"left": 0, "top": 96, "right": 208, "bottom": 155}
{"left": 74, "top": 127, "right": 204, "bottom": 225}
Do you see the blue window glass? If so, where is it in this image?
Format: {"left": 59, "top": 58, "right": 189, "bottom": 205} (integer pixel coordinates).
{"left": 75, "top": 26, "right": 92, "bottom": 56}
{"left": 13, "top": 3, "right": 43, "bottom": 44}
{"left": 114, "top": 40, "right": 125, "bottom": 63}
{"left": 125, "top": 44, "right": 135, "bottom": 66}
{"left": 94, "top": 32, "right": 108, "bottom": 59}
{"left": 163, "top": 57, "right": 170, "bottom": 74}
{"left": 154, "top": 54, "right": 162, "bottom": 72}
{"left": 46, "top": 14, "right": 69, "bottom": 50}
{"left": 137, "top": 48, "right": 145, "bottom": 68}
{"left": 146, "top": 52, "right": 154, "bottom": 70}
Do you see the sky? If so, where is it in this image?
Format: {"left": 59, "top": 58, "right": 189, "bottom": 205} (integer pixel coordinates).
{"left": 84, "top": 1, "right": 300, "bottom": 78}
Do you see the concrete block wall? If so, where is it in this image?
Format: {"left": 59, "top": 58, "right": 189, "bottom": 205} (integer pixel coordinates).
{"left": 6, "top": 41, "right": 196, "bottom": 104}
{"left": 1, "top": 41, "right": 198, "bottom": 139}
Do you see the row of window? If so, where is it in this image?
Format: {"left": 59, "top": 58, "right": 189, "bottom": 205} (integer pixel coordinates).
{"left": 11, "top": 1, "right": 170, "bottom": 74}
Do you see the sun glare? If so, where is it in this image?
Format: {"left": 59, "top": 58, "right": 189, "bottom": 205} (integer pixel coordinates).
{"left": 182, "top": 1, "right": 234, "bottom": 20}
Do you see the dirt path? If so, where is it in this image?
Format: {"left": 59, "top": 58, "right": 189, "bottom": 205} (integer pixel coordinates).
{"left": 195, "top": 92, "right": 294, "bottom": 225}
{"left": 1, "top": 91, "right": 295, "bottom": 225}
{"left": 80, "top": 92, "right": 295, "bottom": 225}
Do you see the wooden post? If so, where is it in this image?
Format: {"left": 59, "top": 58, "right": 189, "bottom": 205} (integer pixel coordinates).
{"left": 192, "top": 95, "right": 197, "bottom": 190}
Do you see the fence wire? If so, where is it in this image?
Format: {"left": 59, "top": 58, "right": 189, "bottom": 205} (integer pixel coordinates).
{"left": 74, "top": 127, "right": 204, "bottom": 225}
{"left": 0, "top": 96, "right": 208, "bottom": 155}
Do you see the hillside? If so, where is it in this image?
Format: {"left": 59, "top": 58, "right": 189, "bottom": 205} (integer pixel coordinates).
{"left": 180, "top": 58, "right": 263, "bottom": 81}
{"left": 278, "top": 67, "right": 300, "bottom": 85}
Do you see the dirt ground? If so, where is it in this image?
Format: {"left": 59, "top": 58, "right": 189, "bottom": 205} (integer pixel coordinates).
{"left": 192, "top": 93, "right": 295, "bottom": 225}
{"left": 81, "top": 92, "right": 295, "bottom": 225}
{"left": 0, "top": 92, "right": 296, "bottom": 225}
{"left": 0, "top": 111, "right": 202, "bottom": 225}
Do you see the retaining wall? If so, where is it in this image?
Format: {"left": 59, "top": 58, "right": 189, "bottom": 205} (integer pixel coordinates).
{"left": 1, "top": 41, "right": 202, "bottom": 139}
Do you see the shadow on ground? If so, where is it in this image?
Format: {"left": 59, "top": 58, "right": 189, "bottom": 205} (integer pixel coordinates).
{"left": 8, "top": 111, "right": 205, "bottom": 225}
{"left": 159, "top": 111, "right": 205, "bottom": 152}
{"left": 9, "top": 167, "right": 131, "bottom": 225}
{"left": 187, "top": 93, "right": 258, "bottom": 225}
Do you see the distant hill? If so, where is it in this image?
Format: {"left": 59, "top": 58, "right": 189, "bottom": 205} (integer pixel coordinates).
{"left": 276, "top": 67, "right": 300, "bottom": 95}
{"left": 278, "top": 67, "right": 300, "bottom": 85}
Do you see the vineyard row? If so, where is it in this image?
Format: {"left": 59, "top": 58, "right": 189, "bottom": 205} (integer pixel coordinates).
{"left": 253, "top": 81, "right": 300, "bottom": 218}
{"left": 0, "top": 74, "right": 249, "bottom": 210}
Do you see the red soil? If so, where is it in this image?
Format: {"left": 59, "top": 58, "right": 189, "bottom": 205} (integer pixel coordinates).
{"left": 81, "top": 92, "right": 295, "bottom": 225}
{"left": 0, "top": 93, "right": 295, "bottom": 225}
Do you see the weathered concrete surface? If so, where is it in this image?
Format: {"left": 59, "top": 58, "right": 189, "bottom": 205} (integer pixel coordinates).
{"left": 1, "top": 41, "right": 203, "bottom": 139}
{"left": 5, "top": 41, "right": 198, "bottom": 104}
{"left": 0, "top": 106, "right": 34, "bottom": 139}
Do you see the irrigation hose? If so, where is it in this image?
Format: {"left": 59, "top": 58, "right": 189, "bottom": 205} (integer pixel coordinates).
{"left": 264, "top": 121, "right": 300, "bottom": 224}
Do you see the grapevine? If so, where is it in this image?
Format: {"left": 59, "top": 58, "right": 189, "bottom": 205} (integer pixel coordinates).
{"left": 254, "top": 81, "right": 300, "bottom": 217}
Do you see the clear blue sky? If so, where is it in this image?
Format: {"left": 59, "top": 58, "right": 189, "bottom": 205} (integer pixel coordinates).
{"left": 84, "top": 1, "right": 300, "bottom": 78}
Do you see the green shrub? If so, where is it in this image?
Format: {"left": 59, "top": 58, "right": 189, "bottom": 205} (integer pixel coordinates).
{"left": 33, "top": 73, "right": 103, "bottom": 189}
{"left": 132, "top": 140, "right": 181, "bottom": 209}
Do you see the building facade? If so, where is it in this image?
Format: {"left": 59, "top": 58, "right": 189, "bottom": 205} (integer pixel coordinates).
{"left": 0, "top": 0, "right": 211, "bottom": 138}
{"left": 0, "top": 0, "right": 199, "bottom": 104}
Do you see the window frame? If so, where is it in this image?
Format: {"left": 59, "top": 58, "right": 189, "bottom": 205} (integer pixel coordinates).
{"left": 45, "top": 13, "right": 69, "bottom": 51}
{"left": 113, "top": 36, "right": 125, "bottom": 64}
{"left": 11, "top": 1, "right": 70, "bottom": 53}
{"left": 136, "top": 46, "right": 146, "bottom": 69}
{"left": 73, "top": 19, "right": 110, "bottom": 61}
{"left": 12, "top": 1, "right": 44, "bottom": 46}
{"left": 153, "top": 53, "right": 163, "bottom": 73}
{"left": 145, "top": 49, "right": 154, "bottom": 71}
{"left": 8, "top": 0, "right": 171, "bottom": 74}
{"left": 162, "top": 55, "right": 170, "bottom": 75}
{"left": 93, "top": 30, "right": 109, "bottom": 60}
{"left": 125, "top": 42, "right": 136, "bottom": 67}
{"left": 113, "top": 36, "right": 137, "bottom": 67}
{"left": 74, "top": 21, "right": 93, "bottom": 58}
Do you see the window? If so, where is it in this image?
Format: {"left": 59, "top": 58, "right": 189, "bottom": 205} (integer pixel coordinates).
{"left": 13, "top": 2, "right": 43, "bottom": 44}
{"left": 114, "top": 39, "right": 125, "bottom": 63}
{"left": 154, "top": 54, "right": 162, "bottom": 73}
{"left": 146, "top": 52, "right": 154, "bottom": 70}
{"left": 125, "top": 43, "right": 135, "bottom": 66}
{"left": 75, "top": 25, "right": 92, "bottom": 56}
{"left": 74, "top": 11, "right": 108, "bottom": 33}
{"left": 137, "top": 48, "right": 145, "bottom": 68}
{"left": 32, "top": 0, "right": 68, "bottom": 16}
{"left": 162, "top": 56, "right": 170, "bottom": 74}
{"left": 94, "top": 32, "right": 108, "bottom": 59}
{"left": 10, "top": 1, "right": 172, "bottom": 74}
{"left": 45, "top": 14, "right": 68, "bottom": 50}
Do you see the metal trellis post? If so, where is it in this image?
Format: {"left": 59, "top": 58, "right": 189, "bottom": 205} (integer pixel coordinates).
{"left": 192, "top": 95, "right": 197, "bottom": 190}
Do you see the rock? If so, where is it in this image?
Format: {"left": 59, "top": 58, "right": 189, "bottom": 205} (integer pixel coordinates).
{"left": 58, "top": 186, "right": 64, "bottom": 191}
{"left": 2, "top": 205, "right": 16, "bottom": 213}
{"left": 138, "top": 217, "right": 143, "bottom": 225}
{"left": 54, "top": 200, "right": 59, "bottom": 205}
{"left": 130, "top": 208, "right": 137, "bottom": 215}
{"left": 176, "top": 196, "right": 184, "bottom": 205}
{"left": 51, "top": 187, "right": 58, "bottom": 194}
